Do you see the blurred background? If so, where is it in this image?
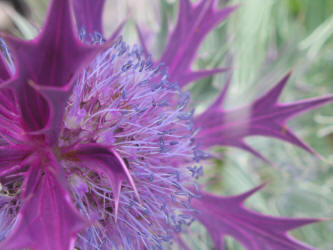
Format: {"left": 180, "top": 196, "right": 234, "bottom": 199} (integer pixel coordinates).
{"left": 1, "top": 0, "right": 332, "bottom": 249}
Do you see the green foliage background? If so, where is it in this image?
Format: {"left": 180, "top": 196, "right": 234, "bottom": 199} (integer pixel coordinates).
{"left": 7, "top": 0, "right": 333, "bottom": 249}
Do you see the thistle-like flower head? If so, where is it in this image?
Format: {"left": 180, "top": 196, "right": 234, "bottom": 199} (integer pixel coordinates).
{"left": 0, "top": 0, "right": 332, "bottom": 249}
{"left": 62, "top": 36, "right": 200, "bottom": 248}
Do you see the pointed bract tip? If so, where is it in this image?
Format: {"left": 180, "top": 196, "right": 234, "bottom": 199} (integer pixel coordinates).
{"left": 236, "top": 182, "right": 269, "bottom": 203}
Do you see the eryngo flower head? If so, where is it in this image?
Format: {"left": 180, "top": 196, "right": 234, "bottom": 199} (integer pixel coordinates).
{"left": 62, "top": 37, "right": 199, "bottom": 249}
{"left": 0, "top": 0, "right": 332, "bottom": 249}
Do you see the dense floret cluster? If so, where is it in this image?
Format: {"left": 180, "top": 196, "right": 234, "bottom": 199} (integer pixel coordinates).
{"left": 63, "top": 37, "right": 199, "bottom": 248}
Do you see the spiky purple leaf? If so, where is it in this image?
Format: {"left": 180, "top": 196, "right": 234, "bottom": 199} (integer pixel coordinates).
{"left": 192, "top": 184, "right": 319, "bottom": 250}
{"left": 159, "top": 0, "right": 236, "bottom": 87}
{"left": 0, "top": 0, "right": 103, "bottom": 144}
{"left": 195, "top": 73, "right": 333, "bottom": 161}
{"left": 71, "top": 143, "right": 140, "bottom": 220}
{"left": 0, "top": 163, "right": 88, "bottom": 250}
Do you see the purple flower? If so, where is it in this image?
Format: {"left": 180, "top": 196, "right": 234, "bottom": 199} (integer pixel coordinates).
{"left": 0, "top": 0, "right": 331, "bottom": 249}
